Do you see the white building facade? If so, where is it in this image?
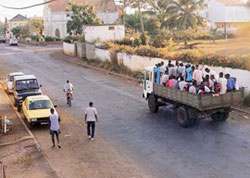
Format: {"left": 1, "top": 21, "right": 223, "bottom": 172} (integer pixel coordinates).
{"left": 202, "top": 0, "right": 250, "bottom": 33}
{"left": 43, "top": 0, "right": 119, "bottom": 39}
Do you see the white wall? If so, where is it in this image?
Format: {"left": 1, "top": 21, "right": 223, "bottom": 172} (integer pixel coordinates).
{"left": 95, "top": 48, "right": 111, "bottom": 62}
{"left": 63, "top": 42, "right": 76, "bottom": 56}
{"left": 84, "top": 25, "right": 125, "bottom": 43}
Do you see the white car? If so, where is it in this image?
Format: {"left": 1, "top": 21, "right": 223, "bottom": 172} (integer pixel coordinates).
{"left": 9, "top": 38, "right": 18, "bottom": 46}
{"left": 6, "top": 72, "right": 24, "bottom": 94}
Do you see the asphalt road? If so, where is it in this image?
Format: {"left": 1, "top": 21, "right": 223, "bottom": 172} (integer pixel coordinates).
{"left": 1, "top": 43, "right": 250, "bottom": 178}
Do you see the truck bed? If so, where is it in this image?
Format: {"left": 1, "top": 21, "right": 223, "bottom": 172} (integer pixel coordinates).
{"left": 153, "top": 84, "right": 244, "bottom": 111}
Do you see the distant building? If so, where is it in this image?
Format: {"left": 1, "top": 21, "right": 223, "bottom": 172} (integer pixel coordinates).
{"left": 43, "top": 0, "right": 119, "bottom": 39}
{"left": 201, "top": 0, "right": 250, "bottom": 34}
{"left": 8, "top": 14, "right": 28, "bottom": 31}
{"left": 83, "top": 24, "right": 125, "bottom": 42}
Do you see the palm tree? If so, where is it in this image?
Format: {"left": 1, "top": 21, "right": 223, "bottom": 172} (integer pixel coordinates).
{"left": 146, "top": 0, "right": 172, "bottom": 29}
{"left": 167, "top": 0, "right": 207, "bottom": 30}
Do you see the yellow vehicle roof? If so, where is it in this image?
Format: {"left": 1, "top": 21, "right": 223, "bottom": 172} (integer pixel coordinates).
{"left": 26, "top": 95, "right": 51, "bottom": 101}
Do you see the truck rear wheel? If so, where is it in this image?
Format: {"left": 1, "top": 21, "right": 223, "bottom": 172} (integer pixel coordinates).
{"left": 188, "top": 108, "right": 199, "bottom": 126}
{"left": 211, "top": 111, "right": 229, "bottom": 122}
{"left": 148, "top": 95, "right": 159, "bottom": 113}
{"left": 176, "top": 106, "right": 194, "bottom": 128}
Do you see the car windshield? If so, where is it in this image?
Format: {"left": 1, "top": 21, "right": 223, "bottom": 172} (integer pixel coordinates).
{"left": 29, "top": 100, "right": 53, "bottom": 110}
{"left": 16, "top": 79, "right": 39, "bottom": 91}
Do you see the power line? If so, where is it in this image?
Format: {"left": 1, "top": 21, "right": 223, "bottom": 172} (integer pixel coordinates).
{"left": 0, "top": 0, "right": 55, "bottom": 10}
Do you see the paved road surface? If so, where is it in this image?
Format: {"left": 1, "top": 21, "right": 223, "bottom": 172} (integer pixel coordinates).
{"left": 1, "top": 43, "right": 250, "bottom": 178}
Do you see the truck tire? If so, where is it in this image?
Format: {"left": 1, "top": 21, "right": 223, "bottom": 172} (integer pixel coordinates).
{"left": 188, "top": 107, "right": 199, "bottom": 126}
{"left": 211, "top": 111, "right": 229, "bottom": 122}
{"left": 176, "top": 106, "right": 193, "bottom": 128}
{"left": 148, "top": 95, "right": 159, "bottom": 113}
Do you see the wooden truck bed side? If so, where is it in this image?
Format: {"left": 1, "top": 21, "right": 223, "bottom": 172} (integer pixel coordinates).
{"left": 153, "top": 84, "right": 244, "bottom": 111}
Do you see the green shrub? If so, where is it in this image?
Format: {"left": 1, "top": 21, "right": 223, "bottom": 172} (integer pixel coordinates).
{"left": 115, "top": 33, "right": 142, "bottom": 47}
{"left": 63, "top": 36, "right": 73, "bottom": 43}
{"left": 45, "top": 36, "right": 54, "bottom": 42}
{"left": 140, "top": 32, "right": 150, "bottom": 45}
{"left": 78, "top": 36, "right": 85, "bottom": 42}
{"left": 55, "top": 37, "right": 61, "bottom": 41}
{"left": 31, "top": 35, "right": 40, "bottom": 41}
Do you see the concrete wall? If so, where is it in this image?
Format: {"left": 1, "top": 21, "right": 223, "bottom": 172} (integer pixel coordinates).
{"left": 85, "top": 43, "right": 96, "bottom": 60}
{"left": 63, "top": 42, "right": 76, "bottom": 56}
{"left": 117, "top": 53, "right": 164, "bottom": 71}
{"left": 76, "top": 42, "right": 86, "bottom": 58}
{"left": 83, "top": 25, "right": 125, "bottom": 43}
{"left": 95, "top": 48, "right": 111, "bottom": 62}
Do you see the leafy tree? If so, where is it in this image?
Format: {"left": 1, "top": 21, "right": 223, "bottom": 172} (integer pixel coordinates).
{"left": 127, "top": 0, "right": 150, "bottom": 33}
{"left": 3, "top": 18, "right": 8, "bottom": 37}
{"left": 66, "top": 0, "right": 102, "bottom": 35}
{"left": 28, "top": 18, "right": 44, "bottom": 35}
{"left": 0, "top": 21, "right": 3, "bottom": 35}
{"left": 20, "top": 24, "right": 31, "bottom": 38}
{"left": 146, "top": 0, "right": 172, "bottom": 29}
{"left": 210, "top": 27, "right": 219, "bottom": 43}
{"left": 125, "top": 13, "right": 148, "bottom": 32}
{"left": 144, "top": 17, "right": 160, "bottom": 36}
{"left": 167, "top": 0, "right": 207, "bottom": 30}
{"left": 11, "top": 26, "right": 21, "bottom": 37}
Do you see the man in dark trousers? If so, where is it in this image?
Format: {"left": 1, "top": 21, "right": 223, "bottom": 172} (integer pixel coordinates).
{"left": 49, "top": 108, "right": 61, "bottom": 148}
{"left": 85, "top": 102, "right": 98, "bottom": 141}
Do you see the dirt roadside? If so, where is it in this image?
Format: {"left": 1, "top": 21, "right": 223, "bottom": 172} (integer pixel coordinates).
{"left": 0, "top": 85, "right": 59, "bottom": 178}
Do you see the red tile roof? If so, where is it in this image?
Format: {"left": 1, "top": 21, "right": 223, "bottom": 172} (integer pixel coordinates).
{"left": 49, "top": 0, "right": 117, "bottom": 12}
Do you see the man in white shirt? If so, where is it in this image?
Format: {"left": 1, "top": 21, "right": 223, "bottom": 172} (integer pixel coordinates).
{"left": 64, "top": 80, "right": 74, "bottom": 93}
{"left": 49, "top": 108, "right": 61, "bottom": 148}
{"left": 217, "top": 72, "right": 227, "bottom": 95}
{"left": 189, "top": 80, "right": 197, "bottom": 95}
{"left": 178, "top": 76, "right": 186, "bottom": 91}
{"left": 85, "top": 102, "right": 98, "bottom": 141}
{"left": 177, "top": 63, "right": 185, "bottom": 77}
{"left": 160, "top": 61, "right": 166, "bottom": 74}
{"left": 204, "top": 68, "right": 218, "bottom": 80}
{"left": 160, "top": 71, "right": 169, "bottom": 85}
{"left": 192, "top": 65, "right": 203, "bottom": 85}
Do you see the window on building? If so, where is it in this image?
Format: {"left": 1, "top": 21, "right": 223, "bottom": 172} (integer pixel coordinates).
{"left": 109, "top": 26, "right": 115, "bottom": 30}
{"left": 55, "top": 28, "right": 60, "bottom": 38}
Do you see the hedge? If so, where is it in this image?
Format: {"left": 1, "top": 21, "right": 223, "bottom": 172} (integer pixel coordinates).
{"left": 100, "top": 42, "right": 249, "bottom": 70}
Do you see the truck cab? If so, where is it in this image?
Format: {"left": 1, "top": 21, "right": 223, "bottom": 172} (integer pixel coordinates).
{"left": 13, "top": 75, "right": 42, "bottom": 112}
{"left": 143, "top": 66, "right": 154, "bottom": 100}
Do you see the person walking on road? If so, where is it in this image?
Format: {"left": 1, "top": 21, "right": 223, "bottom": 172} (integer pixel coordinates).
{"left": 49, "top": 108, "right": 61, "bottom": 148}
{"left": 85, "top": 102, "right": 98, "bottom": 141}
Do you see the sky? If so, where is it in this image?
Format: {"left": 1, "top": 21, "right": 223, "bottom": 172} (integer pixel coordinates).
{"left": 0, "top": 0, "right": 44, "bottom": 22}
